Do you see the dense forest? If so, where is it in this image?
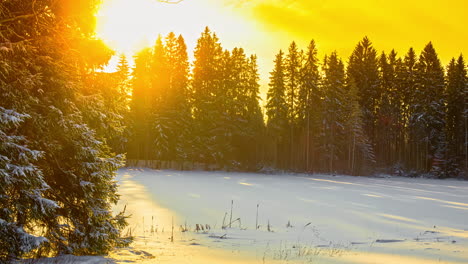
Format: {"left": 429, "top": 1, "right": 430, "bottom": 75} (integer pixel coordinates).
{"left": 0, "top": 0, "right": 466, "bottom": 261}
{"left": 127, "top": 28, "right": 467, "bottom": 178}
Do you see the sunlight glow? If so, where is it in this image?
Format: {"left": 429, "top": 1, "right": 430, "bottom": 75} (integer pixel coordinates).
{"left": 96, "top": 0, "right": 159, "bottom": 53}
{"left": 96, "top": 0, "right": 255, "bottom": 55}
{"left": 96, "top": 0, "right": 467, "bottom": 96}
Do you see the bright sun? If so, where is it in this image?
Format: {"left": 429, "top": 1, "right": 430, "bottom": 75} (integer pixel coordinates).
{"left": 95, "top": 0, "right": 254, "bottom": 54}
{"left": 96, "top": 0, "right": 168, "bottom": 53}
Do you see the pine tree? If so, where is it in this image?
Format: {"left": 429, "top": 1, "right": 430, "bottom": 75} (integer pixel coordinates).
{"left": 151, "top": 36, "right": 171, "bottom": 161}
{"left": 116, "top": 54, "right": 130, "bottom": 82}
{"left": 266, "top": 50, "right": 288, "bottom": 168}
{"left": 412, "top": 42, "right": 447, "bottom": 176}
{"left": 1, "top": 0, "right": 129, "bottom": 258}
{"left": 445, "top": 55, "right": 467, "bottom": 175}
{"left": 80, "top": 63, "right": 130, "bottom": 155}
{"left": 0, "top": 108, "right": 55, "bottom": 260}
{"left": 345, "top": 81, "right": 376, "bottom": 175}
{"left": 192, "top": 27, "right": 225, "bottom": 165}
{"left": 377, "top": 50, "right": 400, "bottom": 167}
{"left": 228, "top": 47, "right": 250, "bottom": 167}
{"left": 129, "top": 48, "right": 153, "bottom": 160}
{"left": 110, "top": 54, "right": 132, "bottom": 153}
{"left": 321, "top": 52, "right": 347, "bottom": 173}
{"left": 298, "top": 40, "right": 321, "bottom": 171}
{"left": 243, "top": 55, "right": 265, "bottom": 169}
{"left": 151, "top": 35, "right": 170, "bottom": 108}
{"left": 152, "top": 33, "right": 193, "bottom": 164}
{"left": 171, "top": 34, "right": 192, "bottom": 163}
{"left": 347, "top": 37, "right": 380, "bottom": 164}
{"left": 285, "top": 42, "right": 303, "bottom": 169}
{"left": 396, "top": 48, "right": 418, "bottom": 170}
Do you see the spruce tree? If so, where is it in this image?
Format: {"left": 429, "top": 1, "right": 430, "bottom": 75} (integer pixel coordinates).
{"left": 298, "top": 40, "right": 321, "bottom": 171}
{"left": 445, "top": 55, "right": 467, "bottom": 175}
{"left": 151, "top": 36, "right": 171, "bottom": 161}
{"left": 347, "top": 37, "right": 380, "bottom": 163}
{"left": 0, "top": 0, "right": 129, "bottom": 258}
{"left": 266, "top": 50, "right": 288, "bottom": 168}
{"left": 171, "top": 34, "right": 192, "bottom": 163}
{"left": 129, "top": 48, "right": 153, "bottom": 160}
{"left": 396, "top": 48, "right": 418, "bottom": 170}
{"left": 228, "top": 48, "right": 250, "bottom": 166}
{"left": 0, "top": 107, "right": 55, "bottom": 260}
{"left": 321, "top": 52, "right": 347, "bottom": 173}
{"left": 80, "top": 65, "right": 130, "bottom": 155}
{"left": 345, "top": 81, "right": 376, "bottom": 175}
{"left": 116, "top": 54, "right": 130, "bottom": 82}
{"left": 243, "top": 55, "right": 265, "bottom": 169}
{"left": 413, "top": 42, "right": 447, "bottom": 176}
{"left": 285, "top": 42, "right": 303, "bottom": 169}
{"left": 192, "top": 27, "right": 225, "bottom": 165}
{"left": 377, "top": 50, "right": 400, "bottom": 167}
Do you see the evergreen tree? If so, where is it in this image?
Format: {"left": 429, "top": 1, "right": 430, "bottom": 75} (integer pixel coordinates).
{"left": 298, "top": 40, "right": 321, "bottom": 171}
{"left": 266, "top": 50, "right": 288, "bottom": 168}
{"left": 80, "top": 66, "right": 130, "bottom": 155}
{"left": 321, "top": 52, "right": 347, "bottom": 173}
{"left": 285, "top": 42, "right": 303, "bottom": 169}
{"left": 150, "top": 36, "right": 171, "bottom": 161}
{"left": 347, "top": 37, "right": 380, "bottom": 163}
{"left": 345, "top": 81, "right": 376, "bottom": 175}
{"left": 412, "top": 42, "right": 447, "bottom": 176}
{"left": 285, "top": 42, "right": 302, "bottom": 123}
{"left": 243, "top": 55, "right": 265, "bottom": 169}
{"left": 111, "top": 54, "right": 132, "bottom": 153}
{"left": 445, "top": 55, "right": 467, "bottom": 175}
{"left": 0, "top": 0, "right": 129, "bottom": 258}
{"left": 170, "top": 34, "right": 192, "bottom": 163}
{"left": 228, "top": 47, "right": 250, "bottom": 166}
{"left": 116, "top": 54, "right": 130, "bottom": 82}
{"left": 128, "top": 48, "right": 153, "bottom": 160}
{"left": 192, "top": 27, "right": 225, "bottom": 165}
{"left": 0, "top": 107, "right": 55, "bottom": 260}
{"left": 396, "top": 48, "right": 418, "bottom": 170}
{"left": 377, "top": 50, "right": 400, "bottom": 167}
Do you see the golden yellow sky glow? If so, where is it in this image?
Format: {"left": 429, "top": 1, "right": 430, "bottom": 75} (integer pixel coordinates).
{"left": 96, "top": 0, "right": 467, "bottom": 94}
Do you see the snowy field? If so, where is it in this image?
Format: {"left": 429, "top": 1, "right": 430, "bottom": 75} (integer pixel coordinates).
{"left": 23, "top": 168, "right": 468, "bottom": 263}
{"left": 106, "top": 168, "right": 468, "bottom": 264}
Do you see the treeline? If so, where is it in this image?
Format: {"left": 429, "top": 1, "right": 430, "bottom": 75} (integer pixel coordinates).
{"left": 128, "top": 28, "right": 264, "bottom": 170}
{"left": 266, "top": 39, "right": 466, "bottom": 177}
{"left": 1, "top": 0, "right": 130, "bottom": 260}
{"left": 128, "top": 27, "right": 467, "bottom": 177}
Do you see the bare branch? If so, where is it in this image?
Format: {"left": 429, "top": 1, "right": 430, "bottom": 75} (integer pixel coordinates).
{"left": 0, "top": 13, "right": 36, "bottom": 25}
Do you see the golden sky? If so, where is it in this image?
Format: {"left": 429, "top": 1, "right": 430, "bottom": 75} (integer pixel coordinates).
{"left": 97, "top": 0, "right": 468, "bottom": 98}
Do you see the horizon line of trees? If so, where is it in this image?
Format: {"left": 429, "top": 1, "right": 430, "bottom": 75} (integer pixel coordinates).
{"left": 126, "top": 27, "right": 467, "bottom": 178}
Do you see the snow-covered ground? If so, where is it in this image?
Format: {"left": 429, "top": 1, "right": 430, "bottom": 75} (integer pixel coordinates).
{"left": 108, "top": 168, "right": 468, "bottom": 264}
{"left": 21, "top": 168, "right": 468, "bottom": 263}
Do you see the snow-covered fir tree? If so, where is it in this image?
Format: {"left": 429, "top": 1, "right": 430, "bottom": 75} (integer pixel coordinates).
{"left": 412, "top": 43, "right": 447, "bottom": 176}
{"left": 345, "top": 81, "right": 376, "bottom": 175}
{"left": 0, "top": 0, "right": 130, "bottom": 259}
{"left": 0, "top": 107, "right": 55, "bottom": 260}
